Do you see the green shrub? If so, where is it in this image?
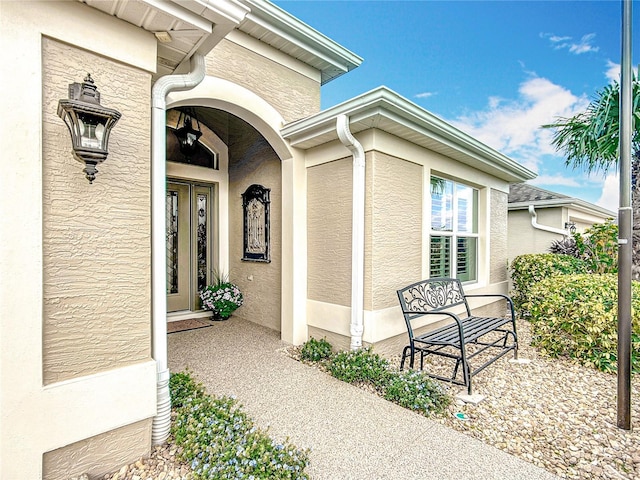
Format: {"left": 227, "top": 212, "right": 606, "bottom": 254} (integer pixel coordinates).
{"left": 326, "top": 347, "right": 391, "bottom": 388}
{"left": 526, "top": 274, "right": 640, "bottom": 373}
{"left": 300, "top": 337, "right": 333, "bottom": 362}
{"left": 170, "top": 372, "right": 309, "bottom": 479}
{"left": 383, "top": 370, "right": 451, "bottom": 415}
{"left": 510, "top": 253, "right": 588, "bottom": 316}
{"left": 573, "top": 219, "right": 618, "bottom": 274}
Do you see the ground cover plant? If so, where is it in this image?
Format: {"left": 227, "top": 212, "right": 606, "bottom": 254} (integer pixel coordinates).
{"left": 169, "top": 371, "right": 309, "bottom": 479}
{"left": 299, "top": 336, "right": 332, "bottom": 362}
{"left": 525, "top": 274, "right": 640, "bottom": 373}
{"left": 302, "top": 338, "right": 451, "bottom": 416}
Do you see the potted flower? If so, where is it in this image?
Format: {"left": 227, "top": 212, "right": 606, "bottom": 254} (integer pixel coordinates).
{"left": 199, "top": 272, "right": 244, "bottom": 320}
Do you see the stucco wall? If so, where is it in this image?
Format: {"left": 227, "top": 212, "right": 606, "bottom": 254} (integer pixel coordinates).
{"left": 228, "top": 129, "right": 282, "bottom": 332}
{"left": 367, "top": 152, "right": 423, "bottom": 310}
{"left": 0, "top": 2, "right": 157, "bottom": 478}
{"left": 307, "top": 158, "right": 353, "bottom": 307}
{"left": 490, "top": 189, "right": 508, "bottom": 284}
{"left": 42, "top": 38, "right": 152, "bottom": 384}
{"left": 507, "top": 207, "right": 564, "bottom": 262}
{"left": 43, "top": 419, "right": 152, "bottom": 480}
{"left": 206, "top": 37, "right": 320, "bottom": 123}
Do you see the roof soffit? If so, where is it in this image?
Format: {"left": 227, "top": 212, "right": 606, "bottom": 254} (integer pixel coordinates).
{"left": 282, "top": 87, "right": 536, "bottom": 183}
{"left": 79, "top": 0, "right": 250, "bottom": 78}
{"left": 79, "top": 0, "right": 361, "bottom": 84}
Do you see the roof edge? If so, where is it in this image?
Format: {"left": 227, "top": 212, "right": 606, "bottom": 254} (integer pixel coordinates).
{"left": 282, "top": 86, "right": 536, "bottom": 182}
{"left": 509, "top": 198, "right": 616, "bottom": 217}
{"left": 241, "top": 0, "right": 363, "bottom": 84}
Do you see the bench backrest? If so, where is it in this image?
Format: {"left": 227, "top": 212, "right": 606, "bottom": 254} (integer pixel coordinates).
{"left": 397, "top": 278, "right": 471, "bottom": 337}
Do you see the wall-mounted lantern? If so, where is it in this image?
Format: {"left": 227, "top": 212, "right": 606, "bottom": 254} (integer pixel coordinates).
{"left": 173, "top": 108, "right": 202, "bottom": 158}
{"left": 57, "top": 74, "right": 121, "bottom": 183}
{"left": 565, "top": 221, "right": 577, "bottom": 234}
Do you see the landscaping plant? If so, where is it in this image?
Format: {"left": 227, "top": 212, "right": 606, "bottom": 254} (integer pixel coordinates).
{"left": 510, "top": 253, "right": 588, "bottom": 316}
{"left": 383, "top": 369, "right": 451, "bottom": 415}
{"left": 299, "top": 336, "right": 333, "bottom": 363}
{"left": 526, "top": 274, "right": 640, "bottom": 373}
{"left": 298, "top": 338, "right": 452, "bottom": 416}
{"left": 170, "top": 371, "right": 309, "bottom": 479}
{"left": 326, "top": 347, "right": 391, "bottom": 389}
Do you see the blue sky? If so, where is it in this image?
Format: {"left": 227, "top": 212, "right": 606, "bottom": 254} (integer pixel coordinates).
{"left": 274, "top": 0, "right": 640, "bottom": 212}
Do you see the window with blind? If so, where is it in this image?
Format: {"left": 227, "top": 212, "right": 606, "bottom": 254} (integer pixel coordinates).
{"left": 430, "top": 177, "right": 478, "bottom": 282}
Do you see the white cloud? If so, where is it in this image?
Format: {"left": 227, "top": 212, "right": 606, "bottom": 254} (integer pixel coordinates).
{"left": 529, "top": 174, "right": 582, "bottom": 188}
{"left": 605, "top": 60, "right": 620, "bottom": 82}
{"left": 541, "top": 32, "right": 599, "bottom": 54}
{"left": 415, "top": 92, "right": 436, "bottom": 99}
{"left": 449, "top": 76, "right": 589, "bottom": 172}
{"left": 596, "top": 173, "right": 619, "bottom": 212}
{"left": 604, "top": 61, "right": 637, "bottom": 83}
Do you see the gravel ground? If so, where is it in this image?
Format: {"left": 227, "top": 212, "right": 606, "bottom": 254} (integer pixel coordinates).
{"left": 104, "top": 319, "right": 639, "bottom": 480}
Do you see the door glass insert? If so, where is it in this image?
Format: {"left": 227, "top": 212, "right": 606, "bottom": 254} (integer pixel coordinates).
{"left": 196, "top": 193, "right": 208, "bottom": 293}
{"left": 166, "top": 190, "right": 179, "bottom": 294}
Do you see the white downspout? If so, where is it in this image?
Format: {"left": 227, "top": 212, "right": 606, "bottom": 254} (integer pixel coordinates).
{"left": 151, "top": 53, "right": 205, "bottom": 445}
{"left": 336, "top": 115, "right": 365, "bottom": 350}
{"left": 528, "top": 205, "right": 570, "bottom": 236}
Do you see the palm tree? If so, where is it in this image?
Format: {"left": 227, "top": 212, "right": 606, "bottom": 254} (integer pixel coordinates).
{"left": 542, "top": 74, "right": 640, "bottom": 278}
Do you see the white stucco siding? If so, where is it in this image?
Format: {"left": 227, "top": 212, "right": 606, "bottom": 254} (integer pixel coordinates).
{"left": 0, "top": 2, "right": 157, "bottom": 478}
{"left": 304, "top": 129, "right": 512, "bottom": 347}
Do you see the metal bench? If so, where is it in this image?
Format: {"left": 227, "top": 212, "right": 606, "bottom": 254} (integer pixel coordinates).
{"left": 397, "top": 278, "right": 518, "bottom": 395}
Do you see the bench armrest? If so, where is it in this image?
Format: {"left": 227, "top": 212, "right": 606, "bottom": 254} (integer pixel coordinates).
{"left": 464, "top": 293, "right": 515, "bottom": 318}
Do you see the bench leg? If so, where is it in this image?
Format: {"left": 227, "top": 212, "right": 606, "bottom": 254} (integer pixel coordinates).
{"left": 400, "top": 345, "right": 412, "bottom": 371}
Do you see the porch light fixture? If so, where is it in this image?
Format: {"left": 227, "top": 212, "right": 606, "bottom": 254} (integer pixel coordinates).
{"left": 564, "top": 221, "right": 577, "bottom": 234}
{"left": 57, "top": 73, "right": 121, "bottom": 183}
{"left": 173, "top": 108, "right": 202, "bottom": 158}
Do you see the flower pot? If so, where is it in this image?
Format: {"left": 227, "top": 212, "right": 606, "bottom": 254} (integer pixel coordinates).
{"left": 213, "top": 313, "right": 231, "bottom": 321}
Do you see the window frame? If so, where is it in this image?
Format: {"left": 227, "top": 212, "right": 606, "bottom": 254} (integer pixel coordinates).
{"left": 429, "top": 176, "right": 479, "bottom": 283}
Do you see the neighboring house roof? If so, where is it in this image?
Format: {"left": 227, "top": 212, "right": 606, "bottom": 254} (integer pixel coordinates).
{"left": 508, "top": 183, "right": 615, "bottom": 217}
{"left": 281, "top": 86, "right": 536, "bottom": 183}
{"left": 80, "top": 0, "right": 362, "bottom": 84}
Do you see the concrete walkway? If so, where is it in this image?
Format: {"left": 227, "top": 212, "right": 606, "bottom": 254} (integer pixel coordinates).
{"left": 168, "top": 318, "right": 558, "bottom": 480}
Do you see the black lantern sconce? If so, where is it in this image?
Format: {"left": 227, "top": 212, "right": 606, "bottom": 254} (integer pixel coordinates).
{"left": 565, "top": 221, "right": 577, "bottom": 234}
{"left": 57, "top": 74, "right": 121, "bottom": 183}
{"left": 174, "top": 108, "right": 202, "bottom": 158}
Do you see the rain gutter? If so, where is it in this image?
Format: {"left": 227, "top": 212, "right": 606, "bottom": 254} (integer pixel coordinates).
{"left": 336, "top": 114, "right": 365, "bottom": 350}
{"left": 150, "top": 53, "right": 206, "bottom": 445}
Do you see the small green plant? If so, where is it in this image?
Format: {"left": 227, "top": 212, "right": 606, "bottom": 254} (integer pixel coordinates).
{"left": 170, "top": 371, "right": 309, "bottom": 479}
{"left": 300, "top": 337, "right": 333, "bottom": 362}
{"left": 383, "top": 370, "right": 451, "bottom": 415}
{"left": 526, "top": 274, "right": 640, "bottom": 373}
{"left": 169, "top": 369, "right": 205, "bottom": 408}
{"left": 326, "top": 347, "right": 391, "bottom": 388}
{"left": 510, "top": 253, "right": 588, "bottom": 316}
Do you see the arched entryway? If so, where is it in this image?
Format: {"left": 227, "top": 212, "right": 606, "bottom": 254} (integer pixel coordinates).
{"left": 165, "top": 77, "right": 299, "bottom": 339}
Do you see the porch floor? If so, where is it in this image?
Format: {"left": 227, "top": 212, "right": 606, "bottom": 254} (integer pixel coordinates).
{"left": 168, "top": 317, "right": 557, "bottom": 480}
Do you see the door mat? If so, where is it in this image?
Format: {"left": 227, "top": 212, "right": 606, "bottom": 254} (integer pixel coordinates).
{"left": 167, "top": 318, "right": 213, "bottom": 334}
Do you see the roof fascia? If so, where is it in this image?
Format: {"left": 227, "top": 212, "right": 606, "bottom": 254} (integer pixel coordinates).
{"left": 241, "top": 0, "right": 363, "bottom": 83}
{"left": 509, "top": 198, "right": 615, "bottom": 217}
{"left": 282, "top": 86, "right": 536, "bottom": 182}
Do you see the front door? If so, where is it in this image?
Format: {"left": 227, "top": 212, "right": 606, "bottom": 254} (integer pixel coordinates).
{"left": 166, "top": 181, "right": 214, "bottom": 312}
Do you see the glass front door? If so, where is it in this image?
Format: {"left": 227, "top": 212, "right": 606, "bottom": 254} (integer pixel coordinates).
{"left": 166, "top": 181, "right": 214, "bottom": 312}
